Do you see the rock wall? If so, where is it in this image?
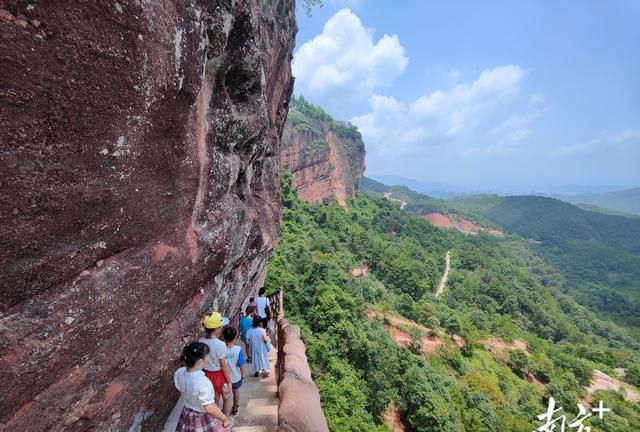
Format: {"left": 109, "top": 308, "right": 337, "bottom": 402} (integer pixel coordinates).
{"left": 0, "top": 1, "right": 295, "bottom": 430}
{"left": 281, "top": 98, "right": 366, "bottom": 207}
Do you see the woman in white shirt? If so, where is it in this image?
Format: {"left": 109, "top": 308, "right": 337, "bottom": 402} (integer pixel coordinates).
{"left": 255, "top": 287, "right": 270, "bottom": 328}
{"left": 174, "top": 342, "right": 232, "bottom": 432}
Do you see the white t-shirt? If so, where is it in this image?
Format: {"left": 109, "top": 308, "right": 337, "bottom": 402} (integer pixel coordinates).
{"left": 256, "top": 296, "right": 270, "bottom": 318}
{"left": 173, "top": 367, "right": 215, "bottom": 412}
{"left": 199, "top": 337, "right": 227, "bottom": 371}
{"left": 225, "top": 345, "right": 245, "bottom": 384}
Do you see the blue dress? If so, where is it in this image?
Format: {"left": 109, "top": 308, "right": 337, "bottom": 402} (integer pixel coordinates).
{"left": 246, "top": 327, "right": 270, "bottom": 373}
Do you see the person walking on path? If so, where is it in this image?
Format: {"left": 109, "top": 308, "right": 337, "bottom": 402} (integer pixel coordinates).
{"left": 199, "top": 312, "right": 233, "bottom": 416}
{"left": 223, "top": 327, "right": 245, "bottom": 416}
{"left": 238, "top": 306, "right": 255, "bottom": 362}
{"left": 255, "top": 287, "right": 271, "bottom": 328}
{"left": 246, "top": 316, "right": 271, "bottom": 378}
{"left": 173, "top": 341, "right": 232, "bottom": 432}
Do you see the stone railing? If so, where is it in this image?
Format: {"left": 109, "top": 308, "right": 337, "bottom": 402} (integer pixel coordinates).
{"left": 266, "top": 289, "right": 329, "bottom": 432}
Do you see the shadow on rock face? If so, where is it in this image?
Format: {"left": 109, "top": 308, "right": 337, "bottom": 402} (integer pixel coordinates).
{"left": 0, "top": 0, "right": 297, "bottom": 430}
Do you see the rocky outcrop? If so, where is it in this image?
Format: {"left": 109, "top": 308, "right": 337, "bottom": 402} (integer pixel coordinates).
{"left": 0, "top": 1, "right": 295, "bottom": 430}
{"left": 281, "top": 97, "right": 366, "bottom": 207}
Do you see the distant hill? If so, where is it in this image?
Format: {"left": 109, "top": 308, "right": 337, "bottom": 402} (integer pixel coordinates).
{"left": 371, "top": 175, "right": 472, "bottom": 198}
{"left": 553, "top": 187, "right": 640, "bottom": 216}
{"left": 574, "top": 203, "right": 638, "bottom": 218}
{"left": 362, "top": 177, "right": 640, "bottom": 327}
{"left": 447, "top": 194, "right": 640, "bottom": 326}
{"left": 361, "top": 176, "right": 500, "bottom": 229}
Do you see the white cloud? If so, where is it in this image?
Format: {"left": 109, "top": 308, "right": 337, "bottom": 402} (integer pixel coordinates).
{"left": 493, "top": 108, "right": 548, "bottom": 135}
{"left": 550, "top": 128, "right": 640, "bottom": 158}
{"left": 549, "top": 142, "right": 592, "bottom": 158}
{"left": 609, "top": 128, "right": 640, "bottom": 143}
{"left": 293, "top": 9, "right": 408, "bottom": 99}
{"left": 351, "top": 65, "right": 526, "bottom": 155}
{"left": 529, "top": 93, "right": 545, "bottom": 104}
{"left": 483, "top": 106, "right": 549, "bottom": 152}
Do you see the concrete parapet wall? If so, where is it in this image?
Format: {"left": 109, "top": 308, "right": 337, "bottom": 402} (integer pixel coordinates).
{"left": 277, "top": 319, "right": 329, "bottom": 432}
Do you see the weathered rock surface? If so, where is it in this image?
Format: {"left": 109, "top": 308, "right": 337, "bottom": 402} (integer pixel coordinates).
{"left": 281, "top": 96, "right": 366, "bottom": 207}
{"left": 0, "top": 0, "right": 295, "bottom": 430}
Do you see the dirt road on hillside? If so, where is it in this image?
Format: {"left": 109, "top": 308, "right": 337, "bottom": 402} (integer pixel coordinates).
{"left": 383, "top": 192, "right": 407, "bottom": 209}
{"left": 435, "top": 251, "right": 451, "bottom": 297}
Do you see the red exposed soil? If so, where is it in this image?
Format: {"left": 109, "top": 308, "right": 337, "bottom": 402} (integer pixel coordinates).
{"left": 383, "top": 403, "right": 406, "bottom": 432}
{"left": 451, "top": 334, "right": 465, "bottom": 348}
{"left": 421, "top": 334, "right": 445, "bottom": 355}
{"left": 526, "top": 372, "right": 545, "bottom": 390}
{"left": 367, "top": 308, "right": 444, "bottom": 356}
{"left": 350, "top": 266, "right": 369, "bottom": 277}
{"left": 423, "top": 212, "right": 454, "bottom": 228}
{"left": 386, "top": 324, "right": 412, "bottom": 346}
{"left": 578, "top": 398, "right": 592, "bottom": 411}
{"left": 482, "top": 338, "right": 530, "bottom": 361}
{"left": 586, "top": 370, "right": 640, "bottom": 403}
{"left": 384, "top": 325, "right": 444, "bottom": 355}
{"left": 367, "top": 308, "right": 424, "bottom": 329}
{"left": 483, "top": 338, "right": 548, "bottom": 388}
{"left": 420, "top": 212, "right": 503, "bottom": 237}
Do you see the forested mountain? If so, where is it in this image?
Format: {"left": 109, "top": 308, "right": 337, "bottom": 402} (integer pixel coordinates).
{"left": 446, "top": 195, "right": 640, "bottom": 328}
{"left": 361, "top": 177, "right": 640, "bottom": 330}
{"left": 266, "top": 173, "right": 640, "bottom": 432}
{"left": 553, "top": 188, "right": 640, "bottom": 216}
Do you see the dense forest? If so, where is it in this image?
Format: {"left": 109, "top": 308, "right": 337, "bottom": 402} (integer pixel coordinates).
{"left": 361, "top": 177, "right": 640, "bottom": 331}
{"left": 265, "top": 173, "right": 640, "bottom": 432}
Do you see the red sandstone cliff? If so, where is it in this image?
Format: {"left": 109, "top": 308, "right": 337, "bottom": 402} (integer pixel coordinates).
{"left": 281, "top": 97, "right": 366, "bottom": 207}
{"left": 0, "top": 1, "right": 295, "bottom": 430}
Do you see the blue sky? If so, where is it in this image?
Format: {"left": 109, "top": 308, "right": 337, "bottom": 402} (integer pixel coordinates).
{"left": 292, "top": 0, "right": 640, "bottom": 192}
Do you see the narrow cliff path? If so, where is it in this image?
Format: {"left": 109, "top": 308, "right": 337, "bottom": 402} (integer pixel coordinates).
{"left": 162, "top": 345, "right": 279, "bottom": 432}
{"left": 435, "top": 251, "right": 451, "bottom": 298}
{"left": 232, "top": 347, "right": 279, "bottom": 431}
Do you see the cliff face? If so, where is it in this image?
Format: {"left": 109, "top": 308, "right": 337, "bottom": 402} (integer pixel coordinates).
{"left": 281, "top": 97, "right": 366, "bottom": 207}
{"left": 0, "top": 1, "right": 295, "bottom": 430}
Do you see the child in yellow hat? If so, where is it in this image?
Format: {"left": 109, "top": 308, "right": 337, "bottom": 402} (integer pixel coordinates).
{"left": 199, "top": 312, "right": 233, "bottom": 416}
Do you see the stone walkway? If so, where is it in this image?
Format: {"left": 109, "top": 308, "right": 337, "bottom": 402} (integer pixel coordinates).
{"left": 162, "top": 344, "right": 279, "bottom": 432}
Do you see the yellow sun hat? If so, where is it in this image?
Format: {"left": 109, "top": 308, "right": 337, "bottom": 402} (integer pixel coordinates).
{"left": 202, "top": 312, "right": 230, "bottom": 330}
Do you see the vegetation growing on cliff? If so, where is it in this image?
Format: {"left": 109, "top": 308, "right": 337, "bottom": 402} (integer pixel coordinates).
{"left": 302, "top": 138, "right": 330, "bottom": 160}
{"left": 289, "top": 96, "right": 364, "bottom": 149}
{"left": 266, "top": 173, "right": 640, "bottom": 432}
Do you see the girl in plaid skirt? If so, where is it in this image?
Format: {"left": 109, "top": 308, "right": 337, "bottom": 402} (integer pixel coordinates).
{"left": 174, "top": 342, "right": 233, "bottom": 432}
